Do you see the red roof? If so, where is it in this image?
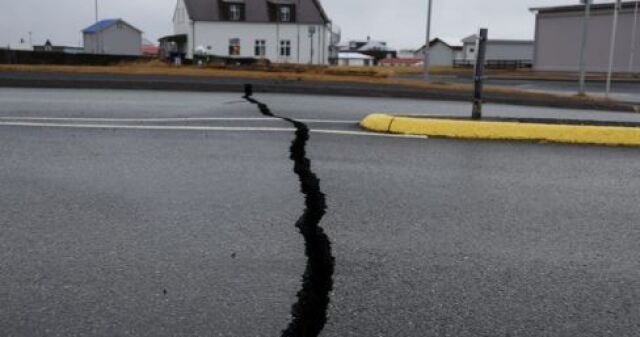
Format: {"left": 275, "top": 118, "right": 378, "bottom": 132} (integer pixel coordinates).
{"left": 142, "top": 45, "right": 160, "bottom": 56}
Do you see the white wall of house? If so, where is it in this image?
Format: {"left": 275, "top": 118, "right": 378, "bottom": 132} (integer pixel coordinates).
{"left": 174, "top": 0, "right": 191, "bottom": 36}
{"left": 339, "top": 58, "right": 371, "bottom": 66}
{"left": 84, "top": 23, "right": 142, "bottom": 56}
{"left": 189, "top": 21, "right": 329, "bottom": 64}
{"left": 428, "top": 42, "right": 456, "bottom": 66}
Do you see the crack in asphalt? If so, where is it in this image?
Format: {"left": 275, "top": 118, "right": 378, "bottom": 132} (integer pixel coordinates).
{"left": 243, "top": 84, "right": 335, "bottom": 337}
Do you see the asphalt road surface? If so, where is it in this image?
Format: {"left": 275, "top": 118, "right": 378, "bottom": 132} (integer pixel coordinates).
{"left": 1, "top": 88, "right": 639, "bottom": 337}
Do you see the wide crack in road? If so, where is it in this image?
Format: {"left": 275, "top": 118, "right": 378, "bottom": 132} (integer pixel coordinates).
{"left": 243, "top": 84, "right": 335, "bottom": 337}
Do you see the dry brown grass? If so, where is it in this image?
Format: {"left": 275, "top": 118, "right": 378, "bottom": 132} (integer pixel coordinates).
{"left": 0, "top": 62, "right": 626, "bottom": 106}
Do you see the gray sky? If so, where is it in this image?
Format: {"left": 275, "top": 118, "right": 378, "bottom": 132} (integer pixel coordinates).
{"left": 0, "top": 0, "right": 608, "bottom": 49}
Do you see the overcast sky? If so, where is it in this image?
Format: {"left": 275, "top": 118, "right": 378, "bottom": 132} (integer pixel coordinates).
{"left": 0, "top": 0, "right": 611, "bottom": 49}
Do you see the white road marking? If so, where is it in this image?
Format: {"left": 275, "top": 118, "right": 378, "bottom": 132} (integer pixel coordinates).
{"left": 0, "top": 116, "right": 359, "bottom": 124}
{"left": 0, "top": 121, "right": 428, "bottom": 139}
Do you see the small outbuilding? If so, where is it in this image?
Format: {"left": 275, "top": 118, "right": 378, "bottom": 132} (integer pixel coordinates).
{"left": 415, "top": 38, "right": 464, "bottom": 67}
{"left": 83, "top": 19, "right": 142, "bottom": 56}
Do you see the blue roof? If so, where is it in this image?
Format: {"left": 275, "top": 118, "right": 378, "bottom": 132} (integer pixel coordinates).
{"left": 82, "top": 19, "right": 119, "bottom": 34}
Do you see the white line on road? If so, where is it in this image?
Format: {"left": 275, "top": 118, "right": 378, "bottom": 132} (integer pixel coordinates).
{"left": 0, "top": 121, "right": 428, "bottom": 139}
{"left": 0, "top": 116, "right": 360, "bottom": 124}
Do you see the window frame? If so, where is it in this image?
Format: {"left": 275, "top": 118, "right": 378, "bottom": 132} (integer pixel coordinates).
{"left": 229, "top": 38, "right": 241, "bottom": 56}
{"left": 279, "top": 6, "right": 292, "bottom": 22}
{"left": 255, "top": 40, "right": 266, "bottom": 57}
{"left": 280, "top": 40, "right": 291, "bottom": 57}
{"left": 228, "top": 4, "right": 242, "bottom": 21}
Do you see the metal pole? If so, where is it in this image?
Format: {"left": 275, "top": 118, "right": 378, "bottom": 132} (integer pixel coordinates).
{"left": 472, "top": 28, "right": 488, "bottom": 120}
{"left": 606, "top": 0, "right": 622, "bottom": 97}
{"left": 630, "top": 1, "right": 639, "bottom": 72}
{"left": 578, "top": 0, "right": 591, "bottom": 95}
{"left": 423, "top": 0, "right": 433, "bottom": 82}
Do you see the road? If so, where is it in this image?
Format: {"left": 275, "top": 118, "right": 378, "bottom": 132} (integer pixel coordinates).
{"left": 1, "top": 88, "right": 639, "bottom": 337}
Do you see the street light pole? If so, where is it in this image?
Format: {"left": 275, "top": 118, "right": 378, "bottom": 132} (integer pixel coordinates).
{"left": 578, "top": 0, "right": 591, "bottom": 95}
{"left": 423, "top": 0, "right": 433, "bottom": 82}
{"left": 630, "top": 0, "right": 639, "bottom": 72}
{"left": 606, "top": 0, "right": 622, "bottom": 97}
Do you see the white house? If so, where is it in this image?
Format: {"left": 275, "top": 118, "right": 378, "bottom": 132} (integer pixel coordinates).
{"left": 337, "top": 52, "right": 374, "bottom": 66}
{"left": 168, "top": 0, "right": 336, "bottom": 64}
{"left": 83, "top": 19, "right": 143, "bottom": 56}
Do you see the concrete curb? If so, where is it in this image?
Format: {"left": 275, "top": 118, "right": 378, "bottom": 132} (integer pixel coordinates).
{"left": 361, "top": 113, "right": 640, "bottom": 147}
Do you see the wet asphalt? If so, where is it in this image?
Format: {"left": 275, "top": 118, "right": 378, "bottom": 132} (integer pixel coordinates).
{"left": 0, "top": 88, "right": 639, "bottom": 337}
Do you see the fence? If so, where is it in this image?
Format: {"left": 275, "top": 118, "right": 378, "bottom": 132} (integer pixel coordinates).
{"left": 453, "top": 59, "right": 532, "bottom": 70}
{"left": 0, "top": 49, "right": 152, "bottom": 66}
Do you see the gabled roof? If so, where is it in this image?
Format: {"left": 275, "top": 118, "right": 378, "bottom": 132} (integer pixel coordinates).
{"left": 416, "top": 38, "right": 463, "bottom": 52}
{"left": 82, "top": 19, "right": 142, "bottom": 34}
{"left": 182, "top": 0, "right": 329, "bottom": 24}
{"left": 357, "top": 40, "right": 393, "bottom": 52}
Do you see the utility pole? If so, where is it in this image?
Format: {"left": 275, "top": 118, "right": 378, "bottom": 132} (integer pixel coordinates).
{"left": 606, "top": 0, "right": 622, "bottom": 97}
{"left": 309, "top": 26, "right": 316, "bottom": 65}
{"left": 630, "top": 0, "right": 639, "bottom": 72}
{"left": 423, "top": 0, "right": 433, "bottom": 82}
{"left": 578, "top": 0, "right": 592, "bottom": 96}
{"left": 472, "top": 28, "right": 488, "bottom": 120}
{"left": 95, "top": 0, "right": 101, "bottom": 54}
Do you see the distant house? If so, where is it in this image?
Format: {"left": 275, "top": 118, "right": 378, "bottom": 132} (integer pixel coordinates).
{"left": 83, "top": 19, "right": 143, "bottom": 56}
{"left": 337, "top": 52, "right": 374, "bottom": 66}
{"left": 142, "top": 38, "right": 160, "bottom": 57}
{"left": 415, "top": 38, "right": 463, "bottom": 67}
{"left": 339, "top": 38, "right": 396, "bottom": 65}
{"left": 33, "top": 40, "right": 84, "bottom": 54}
{"left": 531, "top": 1, "right": 640, "bottom": 73}
{"left": 163, "top": 0, "right": 337, "bottom": 64}
{"left": 459, "top": 34, "right": 534, "bottom": 67}
{"left": 8, "top": 38, "right": 33, "bottom": 51}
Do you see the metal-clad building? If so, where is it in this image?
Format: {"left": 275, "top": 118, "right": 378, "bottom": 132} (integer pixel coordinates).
{"left": 532, "top": 1, "right": 640, "bottom": 73}
{"left": 83, "top": 19, "right": 143, "bottom": 56}
{"left": 460, "top": 35, "right": 534, "bottom": 63}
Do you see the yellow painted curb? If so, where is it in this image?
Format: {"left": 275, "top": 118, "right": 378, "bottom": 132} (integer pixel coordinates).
{"left": 360, "top": 114, "right": 640, "bottom": 147}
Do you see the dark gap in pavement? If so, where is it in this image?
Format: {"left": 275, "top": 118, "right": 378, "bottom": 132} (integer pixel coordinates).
{"left": 243, "top": 84, "right": 335, "bottom": 337}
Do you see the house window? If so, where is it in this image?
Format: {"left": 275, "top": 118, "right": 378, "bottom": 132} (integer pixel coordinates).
{"left": 255, "top": 40, "right": 266, "bottom": 57}
{"left": 229, "top": 38, "right": 241, "bottom": 56}
{"left": 280, "top": 40, "right": 291, "bottom": 57}
{"left": 279, "top": 6, "right": 292, "bottom": 22}
{"left": 228, "top": 4, "right": 243, "bottom": 21}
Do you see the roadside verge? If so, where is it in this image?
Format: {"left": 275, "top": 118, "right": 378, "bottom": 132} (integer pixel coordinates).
{"left": 0, "top": 69, "right": 638, "bottom": 113}
{"left": 361, "top": 114, "right": 640, "bottom": 147}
